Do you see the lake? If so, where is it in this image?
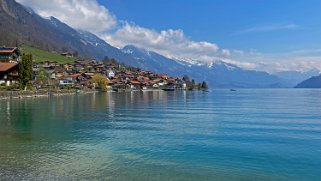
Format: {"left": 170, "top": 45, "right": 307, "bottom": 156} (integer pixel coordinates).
{"left": 0, "top": 89, "right": 321, "bottom": 180}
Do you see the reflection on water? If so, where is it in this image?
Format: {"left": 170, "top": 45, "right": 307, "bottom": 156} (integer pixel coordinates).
{"left": 0, "top": 90, "right": 321, "bottom": 180}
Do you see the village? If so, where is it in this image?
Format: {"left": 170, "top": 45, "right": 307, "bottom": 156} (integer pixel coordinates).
{"left": 0, "top": 46, "right": 208, "bottom": 93}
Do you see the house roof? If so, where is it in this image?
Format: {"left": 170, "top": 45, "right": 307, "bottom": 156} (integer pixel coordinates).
{"left": 130, "top": 81, "right": 141, "bottom": 85}
{"left": 69, "top": 73, "right": 81, "bottom": 78}
{"left": 0, "top": 47, "right": 17, "bottom": 54}
{"left": 95, "top": 65, "right": 105, "bottom": 68}
{"left": 0, "top": 63, "right": 18, "bottom": 72}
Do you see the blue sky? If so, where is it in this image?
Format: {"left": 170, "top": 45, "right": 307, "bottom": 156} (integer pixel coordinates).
{"left": 100, "top": 0, "right": 321, "bottom": 53}
{"left": 16, "top": 0, "right": 321, "bottom": 72}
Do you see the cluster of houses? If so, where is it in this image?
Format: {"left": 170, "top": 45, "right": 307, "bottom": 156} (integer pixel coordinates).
{"left": 0, "top": 46, "right": 188, "bottom": 91}
{"left": 33, "top": 60, "right": 187, "bottom": 91}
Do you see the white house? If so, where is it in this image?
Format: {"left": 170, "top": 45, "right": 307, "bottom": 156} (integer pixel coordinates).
{"left": 50, "top": 72, "right": 56, "bottom": 79}
{"left": 182, "top": 83, "right": 187, "bottom": 89}
{"left": 158, "top": 82, "right": 165, "bottom": 86}
{"left": 108, "top": 71, "right": 115, "bottom": 78}
{"left": 59, "top": 78, "right": 74, "bottom": 86}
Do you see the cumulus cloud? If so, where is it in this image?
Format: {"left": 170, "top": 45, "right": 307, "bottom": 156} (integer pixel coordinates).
{"left": 257, "top": 57, "right": 321, "bottom": 73}
{"left": 233, "top": 49, "right": 321, "bottom": 73}
{"left": 16, "top": 0, "right": 117, "bottom": 33}
{"left": 103, "top": 23, "right": 229, "bottom": 61}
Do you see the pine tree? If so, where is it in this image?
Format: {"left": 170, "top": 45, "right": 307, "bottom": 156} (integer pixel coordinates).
{"left": 197, "top": 83, "right": 202, "bottom": 90}
{"left": 201, "top": 81, "right": 208, "bottom": 89}
{"left": 182, "top": 75, "right": 189, "bottom": 82}
{"left": 19, "top": 54, "right": 33, "bottom": 90}
{"left": 190, "top": 79, "right": 195, "bottom": 90}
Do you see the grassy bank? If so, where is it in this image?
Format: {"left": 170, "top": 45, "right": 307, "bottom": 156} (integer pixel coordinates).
{"left": 21, "top": 45, "right": 76, "bottom": 64}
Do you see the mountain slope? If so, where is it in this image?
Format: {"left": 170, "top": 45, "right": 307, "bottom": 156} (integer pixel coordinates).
{"left": 121, "top": 45, "right": 191, "bottom": 75}
{"left": 208, "top": 62, "right": 282, "bottom": 88}
{"left": 0, "top": 0, "right": 120, "bottom": 60}
{"left": 295, "top": 75, "right": 321, "bottom": 88}
{"left": 118, "top": 45, "right": 284, "bottom": 88}
{"left": 21, "top": 45, "right": 76, "bottom": 63}
{"left": 275, "top": 70, "right": 320, "bottom": 87}
{"left": 0, "top": 0, "right": 63, "bottom": 50}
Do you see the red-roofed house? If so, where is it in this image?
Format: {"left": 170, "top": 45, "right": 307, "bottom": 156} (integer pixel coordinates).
{"left": 0, "top": 63, "right": 19, "bottom": 86}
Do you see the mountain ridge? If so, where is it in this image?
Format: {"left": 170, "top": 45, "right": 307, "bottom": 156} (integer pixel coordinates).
{"left": 295, "top": 74, "right": 321, "bottom": 88}
{"left": 0, "top": 0, "right": 120, "bottom": 60}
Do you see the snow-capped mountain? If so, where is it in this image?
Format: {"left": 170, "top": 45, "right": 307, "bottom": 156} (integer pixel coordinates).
{"left": 118, "top": 45, "right": 285, "bottom": 88}
{"left": 121, "top": 45, "right": 191, "bottom": 75}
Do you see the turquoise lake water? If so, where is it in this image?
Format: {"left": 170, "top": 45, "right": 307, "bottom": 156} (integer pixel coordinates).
{"left": 0, "top": 89, "right": 321, "bottom": 180}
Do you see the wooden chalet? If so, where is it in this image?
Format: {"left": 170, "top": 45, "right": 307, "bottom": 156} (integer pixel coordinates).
{"left": 0, "top": 62, "right": 19, "bottom": 86}
{"left": 0, "top": 47, "right": 20, "bottom": 62}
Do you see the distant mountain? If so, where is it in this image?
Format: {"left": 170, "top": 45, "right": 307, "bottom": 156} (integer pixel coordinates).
{"left": 274, "top": 70, "right": 320, "bottom": 87}
{"left": 295, "top": 75, "right": 321, "bottom": 88}
{"left": 120, "top": 45, "right": 191, "bottom": 75}
{"left": 208, "top": 62, "right": 283, "bottom": 88}
{"left": 119, "top": 45, "right": 284, "bottom": 88}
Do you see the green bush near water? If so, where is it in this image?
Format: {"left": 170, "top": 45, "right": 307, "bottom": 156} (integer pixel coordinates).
{"left": 0, "top": 84, "right": 19, "bottom": 91}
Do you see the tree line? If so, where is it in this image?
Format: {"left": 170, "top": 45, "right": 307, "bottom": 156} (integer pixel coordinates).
{"left": 182, "top": 75, "right": 208, "bottom": 90}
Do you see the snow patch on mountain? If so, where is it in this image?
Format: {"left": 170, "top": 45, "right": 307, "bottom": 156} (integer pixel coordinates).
{"left": 122, "top": 49, "right": 133, "bottom": 54}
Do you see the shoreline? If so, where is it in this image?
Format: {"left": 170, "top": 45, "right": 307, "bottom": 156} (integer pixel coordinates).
{"left": 0, "top": 88, "right": 196, "bottom": 100}
{"left": 0, "top": 90, "right": 99, "bottom": 100}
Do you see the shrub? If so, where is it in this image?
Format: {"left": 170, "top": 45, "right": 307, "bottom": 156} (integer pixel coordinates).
{"left": 92, "top": 74, "right": 109, "bottom": 92}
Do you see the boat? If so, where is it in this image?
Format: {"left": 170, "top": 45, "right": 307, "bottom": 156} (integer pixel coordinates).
{"left": 163, "top": 87, "right": 175, "bottom": 91}
{"left": 113, "top": 88, "right": 132, "bottom": 92}
{"left": 230, "top": 89, "right": 237, "bottom": 91}
{"left": 163, "top": 85, "right": 175, "bottom": 91}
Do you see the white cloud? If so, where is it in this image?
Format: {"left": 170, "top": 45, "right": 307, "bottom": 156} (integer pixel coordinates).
{"left": 232, "top": 50, "right": 245, "bottom": 55}
{"left": 233, "top": 49, "right": 321, "bottom": 73}
{"left": 259, "top": 57, "right": 321, "bottom": 73}
{"left": 16, "top": 0, "right": 117, "bottom": 33}
{"left": 240, "top": 23, "right": 299, "bottom": 33}
{"left": 102, "top": 22, "right": 229, "bottom": 61}
{"left": 221, "top": 58, "right": 258, "bottom": 70}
